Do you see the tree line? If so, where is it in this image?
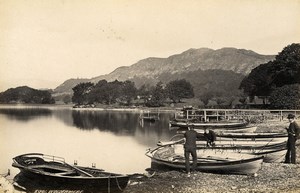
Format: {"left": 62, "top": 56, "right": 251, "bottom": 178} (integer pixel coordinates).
{"left": 0, "top": 86, "right": 55, "bottom": 104}
{"left": 72, "top": 79, "right": 194, "bottom": 107}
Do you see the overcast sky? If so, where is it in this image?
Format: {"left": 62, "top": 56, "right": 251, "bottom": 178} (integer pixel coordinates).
{"left": 0, "top": 0, "right": 299, "bottom": 92}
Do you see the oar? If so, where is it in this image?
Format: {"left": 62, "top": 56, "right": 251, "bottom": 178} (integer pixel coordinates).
{"left": 172, "top": 155, "right": 232, "bottom": 162}
{"left": 146, "top": 138, "right": 185, "bottom": 156}
{"left": 65, "top": 163, "right": 94, "bottom": 177}
{"left": 157, "top": 138, "right": 185, "bottom": 146}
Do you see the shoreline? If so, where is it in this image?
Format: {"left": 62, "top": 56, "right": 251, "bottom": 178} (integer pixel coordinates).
{"left": 124, "top": 162, "right": 300, "bottom": 193}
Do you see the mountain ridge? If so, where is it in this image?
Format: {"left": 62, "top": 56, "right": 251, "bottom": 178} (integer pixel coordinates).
{"left": 54, "top": 47, "right": 275, "bottom": 94}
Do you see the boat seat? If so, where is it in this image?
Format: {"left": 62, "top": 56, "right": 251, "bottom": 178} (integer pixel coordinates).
{"left": 28, "top": 164, "right": 74, "bottom": 173}
{"left": 57, "top": 170, "right": 77, "bottom": 176}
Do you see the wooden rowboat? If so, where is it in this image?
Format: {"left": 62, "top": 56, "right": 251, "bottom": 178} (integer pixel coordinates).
{"left": 169, "top": 120, "right": 249, "bottom": 129}
{"left": 12, "top": 153, "right": 129, "bottom": 193}
{"left": 172, "top": 144, "right": 287, "bottom": 163}
{"left": 157, "top": 135, "right": 287, "bottom": 163}
{"left": 169, "top": 132, "right": 287, "bottom": 146}
{"left": 170, "top": 124, "right": 257, "bottom": 134}
{"left": 146, "top": 146, "right": 263, "bottom": 175}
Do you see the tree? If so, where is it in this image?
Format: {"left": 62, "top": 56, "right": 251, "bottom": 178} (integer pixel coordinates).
{"left": 240, "top": 43, "right": 300, "bottom": 97}
{"left": 199, "top": 92, "right": 215, "bottom": 106}
{"left": 0, "top": 86, "right": 55, "bottom": 104}
{"left": 146, "top": 82, "right": 167, "bottom": 107}
{"left": 103, "top": 80, "right": 122, "bottom": 105}
{"left": 269, "top": 84, "right": 300, "bottom": 109}
{"left": 166, "top": 79, "right": 194, "bottom": 103}
{"left": 87, "top": 80, "right": 108, "bottom": 103}
{"left": 72, "top": 82, "right": 94, "bottom": 105}
{"left": 119, "top": 80, "right": 137, "bottom": 105}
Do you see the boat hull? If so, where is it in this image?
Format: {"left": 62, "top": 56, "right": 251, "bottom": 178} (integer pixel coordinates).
{"left": 146, "top": 146, "right": 263, "bottom": 175}
{"left": 12, "top": 153, "right": 129, "bottom": 193}
{"left": 172, "top": 144, "right": 287, "bottom": 163}
{"left": 14, "top": 170, "right": 129, "bottom": 193}
{"left": 169, "top": 120, "right": 249, "bottom": 129}
{"left": 168, "top": 133, "right": 287, "bottom": 148}
{"left": 150, "top": 157, "right": 263, "bottom": 175}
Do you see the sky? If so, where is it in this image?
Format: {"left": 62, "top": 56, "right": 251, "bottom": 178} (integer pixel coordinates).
{"left": 0, "top": 0, "right": 299, "bottom": 92}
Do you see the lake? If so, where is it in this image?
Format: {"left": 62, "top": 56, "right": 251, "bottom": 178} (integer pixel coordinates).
{"left": 0, "top": 105, "right": 176, "bottom": 178}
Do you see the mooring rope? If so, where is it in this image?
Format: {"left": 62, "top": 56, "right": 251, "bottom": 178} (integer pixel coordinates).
{"left": 257, "top": 138, "right": 275, "bottom": 154}
{"left": 115, "top": 175, "right": 124, "bottom": 191}
{"left": 108, "top": 175, "right": 110, "bottom": 193}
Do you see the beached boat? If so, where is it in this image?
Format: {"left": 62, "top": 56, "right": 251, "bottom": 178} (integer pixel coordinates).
{"left": 171, "top": 134, "right": 287, "bottom": 148}
{"left": 172, "top": 125, "right": 257, "bottom": 133}
{"left": 12, "top": 153, "right": 129, "bottom": 193}
{"left": 158, "top": 136, "right": 287, "bottom": 148}
{"left": 146, "top": 145, "right": 263, "bottom": 175}
{"left": 170, "top": 132, "right": 287, "bottom": 144}
{"left": 157, "top": 134, "right": 287, "bottom": 163}
{"left": 172, "top": 143, "right": 287, "bottom": 163}
{"left": 169, "top": 119, "right": 249, "bottom": 129}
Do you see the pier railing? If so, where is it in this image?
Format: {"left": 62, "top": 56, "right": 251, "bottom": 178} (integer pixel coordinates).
{"left": 174, "top": 108, "right": 300, "bottom": 122}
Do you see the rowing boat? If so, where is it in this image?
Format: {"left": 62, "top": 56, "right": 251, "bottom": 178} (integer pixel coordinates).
{"left": 173, "top": 144, "right": 287, "bottom": 163}
{"left": 169, "top": 120, "right": 249, "bottom": 129}
{"left": 146, "top": 145, "right": 263, "bottom": 175}
{"left": 12, "top": 153, "right": 129, "bottom": 193}
{"left": 157, "top": 135, "right": 287, "bottom": 163}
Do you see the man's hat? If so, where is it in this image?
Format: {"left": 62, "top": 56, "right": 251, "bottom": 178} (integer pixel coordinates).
{"left": 287, "top": 114, "right": 295, "bottom": 119}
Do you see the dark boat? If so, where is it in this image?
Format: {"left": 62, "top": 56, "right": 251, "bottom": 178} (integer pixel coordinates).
{"left": 169, "top": 119, "right": 250, "bottom": 129}
{"left": 12, "top": 153, "right": 130, "bottom": 193}
{"left": 146, "top": 146, "right": 264, "bottom": 175}
{"left": 174, "top": 130, "right": 288, "bottom": 143}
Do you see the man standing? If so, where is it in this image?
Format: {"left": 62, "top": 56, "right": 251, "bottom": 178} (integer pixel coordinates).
{"left": 184, "top": 125, "right": 202, "bottom": 176}
{"left": 285, "top": 114, "right": 300, "bottom": 164}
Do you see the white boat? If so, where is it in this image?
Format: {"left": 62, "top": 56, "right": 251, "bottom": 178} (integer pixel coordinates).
{"left": 146, "top": 145, "right": 263, "bottom": 175}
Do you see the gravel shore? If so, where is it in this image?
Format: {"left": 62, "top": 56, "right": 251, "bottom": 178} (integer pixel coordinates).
{"left": 124, "top": 162, "right": 300, "bottom": 193}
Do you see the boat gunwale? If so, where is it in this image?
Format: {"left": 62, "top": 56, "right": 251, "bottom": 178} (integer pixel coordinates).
{"left": 12, "top": 153, "right": 129, "bottom": 180}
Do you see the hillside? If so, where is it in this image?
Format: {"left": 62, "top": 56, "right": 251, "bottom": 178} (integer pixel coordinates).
{"left": 0, "top": 86, "right": 55, "bottom": 104}
{"left": 53, "top": 47, "right": 275, "bottom": 95}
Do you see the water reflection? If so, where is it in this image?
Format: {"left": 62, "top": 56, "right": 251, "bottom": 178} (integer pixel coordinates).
{"left": 69, "top": 110, "right": 176, "bottom": 146}
{"left": 0, "top": 107, "right": 52, "bottom": 121}
{"left": 71, "top": 110, "right": 140, "bottom": 134}
{"left": 0, "top": 106, "right": 176, "bottom": 146}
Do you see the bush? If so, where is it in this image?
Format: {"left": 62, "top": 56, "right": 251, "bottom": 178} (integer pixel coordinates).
{"left": 269, "top": 84, "right": 300, "bottom": 109}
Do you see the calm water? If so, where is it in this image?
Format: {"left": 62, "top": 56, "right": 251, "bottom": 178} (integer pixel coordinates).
{"left": 0, "top": 105, "right": 176, "bottom": 177}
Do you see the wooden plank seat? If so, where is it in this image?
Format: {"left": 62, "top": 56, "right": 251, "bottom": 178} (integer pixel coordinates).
{"left": 57, "top": 170, "right": 77, "bottom": 176}
{"left": 28, "top": 164, "right": 75, "bottom": 174}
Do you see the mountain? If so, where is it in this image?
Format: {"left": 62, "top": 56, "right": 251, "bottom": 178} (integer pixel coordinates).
{"left": 53, "top": 78, "right": 90, "bottom": 94}
{"left": 53, "top": 47, "right": 275, "bottom": 94}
